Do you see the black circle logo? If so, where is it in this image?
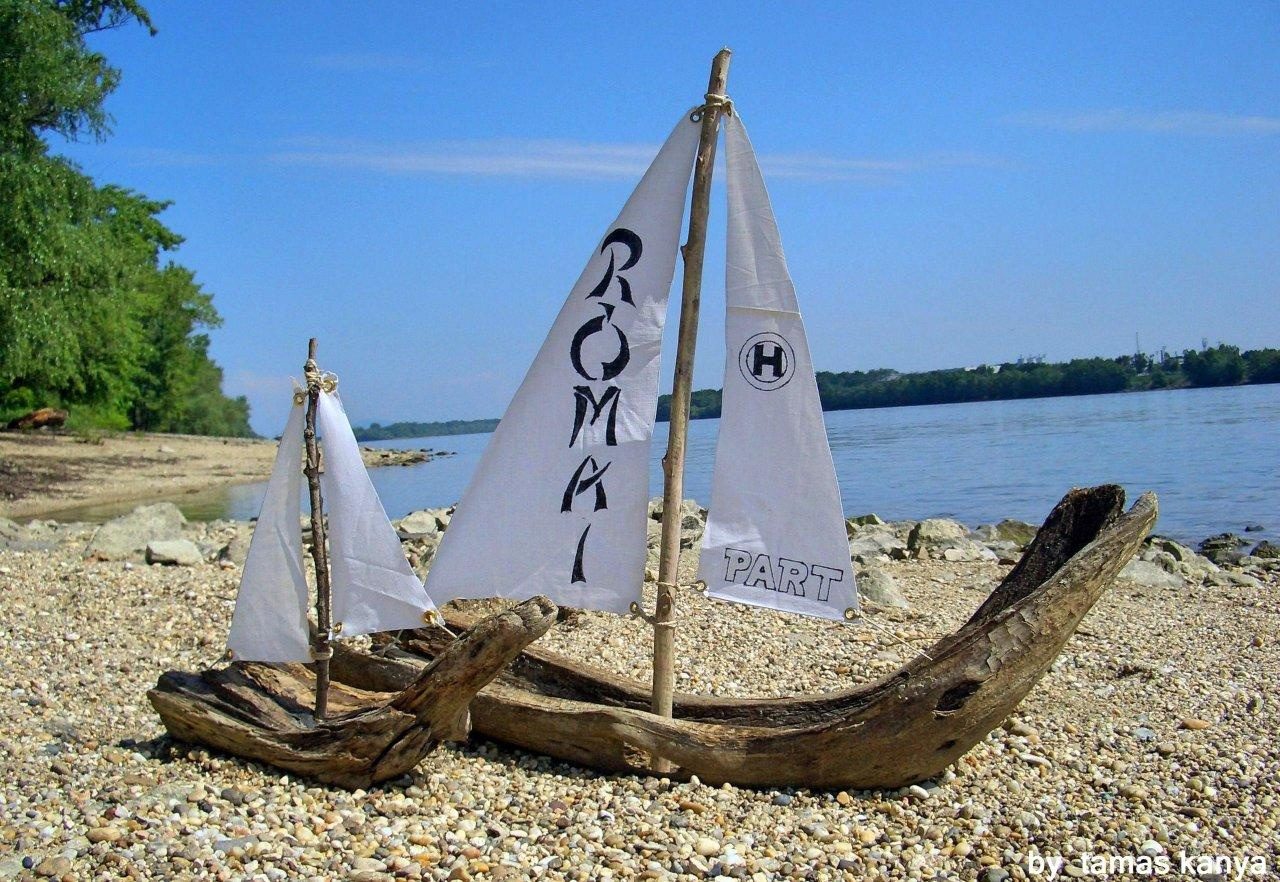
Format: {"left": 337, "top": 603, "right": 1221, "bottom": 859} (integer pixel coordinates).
{"left": 738, "top": 332, "right": 795, "bottom": 391}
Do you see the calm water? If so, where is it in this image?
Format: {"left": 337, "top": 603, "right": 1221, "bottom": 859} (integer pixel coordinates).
{"left": 57, "top": 385, "right": 1280, "bottom": 545}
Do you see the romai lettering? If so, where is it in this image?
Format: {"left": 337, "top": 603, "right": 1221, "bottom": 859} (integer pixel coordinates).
{"left": 570, "top": 385, "right": 620, "bottom": 447}
{"left": 564, "top": 227, "right": 642, "bottom": 582}
{"left": 722, "top": 548, "right": 845, "bottom": 602}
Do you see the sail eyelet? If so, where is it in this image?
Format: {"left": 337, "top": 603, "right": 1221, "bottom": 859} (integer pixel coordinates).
{"left": 332, "top": 622, "right": 343, "bottom": 635}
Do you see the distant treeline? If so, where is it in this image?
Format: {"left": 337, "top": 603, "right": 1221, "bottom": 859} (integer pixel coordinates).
{"left": 0, "top": 2, "right": 252, "bottom": 436}
{"left": 657, "top": 344, "right": 1280, "bottom": 421}
{"left": 354, "top": 418, "right": 500, "bottom": 442}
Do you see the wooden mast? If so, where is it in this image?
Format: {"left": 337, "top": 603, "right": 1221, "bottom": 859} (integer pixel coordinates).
{"left": 651, "top": 49, "right": 732, "bottom": 750}
{"left": 302, "top": 337, "right": 334, "bottom": 720}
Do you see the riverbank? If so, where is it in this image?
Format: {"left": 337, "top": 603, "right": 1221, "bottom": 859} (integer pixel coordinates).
{"left": 0, "top": 504, "right": 1276, "bottom": 879}
{"left": 0, "top": 431, "right": 443, "bottom": 521}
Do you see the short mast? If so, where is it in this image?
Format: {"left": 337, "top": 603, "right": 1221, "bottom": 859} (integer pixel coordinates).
{"left": 651, "top": 49, "right": 732, "bottom": 746}
{"left": 303, "top": 338, "right": 335, "bottom": 721}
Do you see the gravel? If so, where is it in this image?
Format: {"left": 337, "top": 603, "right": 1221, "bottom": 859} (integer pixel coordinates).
{"left": 0, "top": 521, "right": 1277, "bottom": 880}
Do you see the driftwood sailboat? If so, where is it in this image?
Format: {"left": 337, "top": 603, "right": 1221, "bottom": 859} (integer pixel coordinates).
{"left": 149, "top": 341, "right": 557, "bottom": 787}
{"left": 394, "top": 50, "right": 1158, "bottom": 787}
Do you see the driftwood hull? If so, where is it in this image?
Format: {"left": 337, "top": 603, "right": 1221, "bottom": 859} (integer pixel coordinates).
{"left": 149, "top": 596, "right": 557, "bottom": 788}
{"left": 393, "top": 486, "right": 1155, "bottom": 790}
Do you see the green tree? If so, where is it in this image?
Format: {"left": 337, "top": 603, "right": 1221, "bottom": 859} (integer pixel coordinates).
{"left": 0, "top": 0, "right": 251, "bottom": 435}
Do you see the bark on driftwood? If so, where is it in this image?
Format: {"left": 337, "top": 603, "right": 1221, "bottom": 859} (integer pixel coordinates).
{"left": 148, "top": 596, "right": 557, "bottom": 788}
{"left": 387, "top": 485, "right": 1155, "bottom": 790}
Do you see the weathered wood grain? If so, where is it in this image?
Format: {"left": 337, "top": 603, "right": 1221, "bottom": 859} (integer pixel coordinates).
{"left": 149, "top": 596, "right": 557, "bottom": 788}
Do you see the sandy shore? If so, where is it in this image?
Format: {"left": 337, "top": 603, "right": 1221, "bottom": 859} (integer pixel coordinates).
{"left": 0, "top": 513, "right": 1276, "bottom": 880}
{"left": 0, "top": 431, "right": 436, "bottom": 521}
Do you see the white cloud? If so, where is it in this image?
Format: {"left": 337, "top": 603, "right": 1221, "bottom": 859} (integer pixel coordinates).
{"left": 267, "top": 137, "right": 999, "bottom": 183}
{"left": 1010, "top": 109, "right": 1280, "bottom": 135}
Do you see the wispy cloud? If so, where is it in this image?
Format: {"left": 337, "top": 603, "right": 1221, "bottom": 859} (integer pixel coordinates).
{"left": 1010, "top": 109, "right": 1280, "bottom": 136}
{"left": 266, "top": 137, "right": 999, "bottom": 184}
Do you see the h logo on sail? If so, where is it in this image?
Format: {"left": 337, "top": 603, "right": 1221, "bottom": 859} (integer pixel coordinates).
{"left": 739, "top": 332, "right": 795, "bottom": 391}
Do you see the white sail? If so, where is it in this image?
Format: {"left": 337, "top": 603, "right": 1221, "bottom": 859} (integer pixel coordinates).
{"left": 426, "top": 112, "right": 701, "bottom": 614}
{"left": 316, "top": 390, "right": 435, "bottom": 636}
{"left": 698, "top": 114, "right": 857, "bottom": 621}
{"left": 226, "top": 401, "right": 312, "bottom": 661}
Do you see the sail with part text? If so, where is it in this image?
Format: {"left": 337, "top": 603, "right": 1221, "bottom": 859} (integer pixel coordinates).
{"left": 698, "top": 113, "right": 857, "bottom": 622}
{"left": 425, "top": 112, "right": 701, "bottom": 614}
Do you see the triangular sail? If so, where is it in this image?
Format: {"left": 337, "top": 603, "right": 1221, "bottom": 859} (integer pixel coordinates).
{"left": 698, "top": 114, "right": 857, "bottom": 621}
{"left": 426, "top": 112, "right": 701, "bottom": 614}
{"left": 227, "top": 401, "right": 312, "bottom": 661}
{"left": 316, "top": 390, "right": 436, "bottom": 636}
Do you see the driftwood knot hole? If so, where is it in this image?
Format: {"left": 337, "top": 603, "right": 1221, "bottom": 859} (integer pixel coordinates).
{"left": 935, "top": 679, "right": 985, "bottom": 715}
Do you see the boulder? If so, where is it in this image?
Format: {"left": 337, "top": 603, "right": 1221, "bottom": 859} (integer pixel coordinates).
{"left": 984, "top": 540, "right": 1024, "bottom": 564}
{"left": 647, "top": 497, "right": 704, "bottom": 526}
{"left": 1148, "top": 537, "right": 1198, "bottom": 562}
{"left": 849, "top": 529, "right": 907, "bottom": 564}
{"left": 991, "top": 519, "right": 1037, "bottom": 548}
{"left": 145, "top": 539, "right": 203, "bottom": 566}
{"left": 1119, "top": 559, "right": 1184, "bottom": 590}
{"left": 1251, "top": 540, "right": 1279, "bottom": 560}
{"left": 84, "top": 503, "right": 186, "bottom": 561}
{"left": 397, "top": 509, "right": 442, "bottom": 538}
{"left": 937, "top": 539, "right": 999, "bottom": 563}
{"left": 857, "top": 567, "right": 908, "bottom": 609}
{"left": 907, "top": 518, "right": 968, "bottom": 550}
{"left": 1199, "top": 533, "right": 1249, "bottom": 566}
{"left": 845, "top": 513, "right": 885, "bottom": 535}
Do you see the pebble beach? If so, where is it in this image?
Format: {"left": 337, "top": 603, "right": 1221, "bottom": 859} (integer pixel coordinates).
{"left": 0, "top": 505, "right": 1277, "bottom": 882}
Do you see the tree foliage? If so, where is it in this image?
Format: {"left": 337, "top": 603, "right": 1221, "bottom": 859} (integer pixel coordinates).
{"left": 0, "top": 0, "right": 251, "bottom": 435}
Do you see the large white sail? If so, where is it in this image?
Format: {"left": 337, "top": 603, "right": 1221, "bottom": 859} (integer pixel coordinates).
{"left": 316, "top": 390, "right": 435, "bottom": 636}
{"left": 426, "top": 113, "right": 701, "bottom": 614}
{"left": 226, "top": 401, "right": 312, "bottom": 661}
{"left": 698, "top": 114, "right": 857, "bottom": 621}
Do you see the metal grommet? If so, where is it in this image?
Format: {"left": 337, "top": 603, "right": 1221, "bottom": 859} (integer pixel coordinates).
{"left": 292, "top": 390, "right": 306, "bottom": 406}
{"left": 692, "top": 580, "right": 708, "bottom": 593}
{"left": 843, "top": 607, "right": 860, "bottom": 621}
{"left": 690, "top": 109, "right": 703, "bottom": 123}
{"left": 224, "top": 649, "right": 235, "bottom": 662}
{"left": 332, "top": 622, "right": 343, "bottom": 635}
{"left": 628, "top": 601, "right": 642, "bottom": 615}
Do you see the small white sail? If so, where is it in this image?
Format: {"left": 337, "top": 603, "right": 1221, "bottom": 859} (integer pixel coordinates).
{"left": 316, "top": 390, "right": 435, "bottom": 636}
{"left": 226, "top": 401, "right": 312, "bottom": 661}
{"left": 426, "top": 112, "right": 701, "bottom": 614}
{"left": 698, "top": 114, "right": 857, "bottom": 621}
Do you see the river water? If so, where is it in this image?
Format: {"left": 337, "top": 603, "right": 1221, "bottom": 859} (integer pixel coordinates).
{"left": 78, "top": 384, "right": 1280, "bottom": 545}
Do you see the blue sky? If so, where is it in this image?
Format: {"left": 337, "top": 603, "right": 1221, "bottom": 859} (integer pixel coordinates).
{"left": 64, "top": 2, "right": 1279, "bottom": 434}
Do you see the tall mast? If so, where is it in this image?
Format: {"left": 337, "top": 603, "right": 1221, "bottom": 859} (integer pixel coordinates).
{"left": 651, "top": 48, "right": 732, "bottom": 751}
{"left": 303, "top": 338, "right": 335, "bottom": 720}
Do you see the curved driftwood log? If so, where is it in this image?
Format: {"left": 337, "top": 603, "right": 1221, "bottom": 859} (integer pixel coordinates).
{"left": 148, "top": 596, "right": 557, "bottom": 788}
{"left": 390, "top": 486, "right": 1155, "bottom": 790}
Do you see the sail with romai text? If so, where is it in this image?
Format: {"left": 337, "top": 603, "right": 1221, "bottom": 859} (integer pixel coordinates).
{"left": 423, "top": 113, "right": 700, "bottom": 614}
{"left": 426, "top": 103, "right": 855, "bottom": 623}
